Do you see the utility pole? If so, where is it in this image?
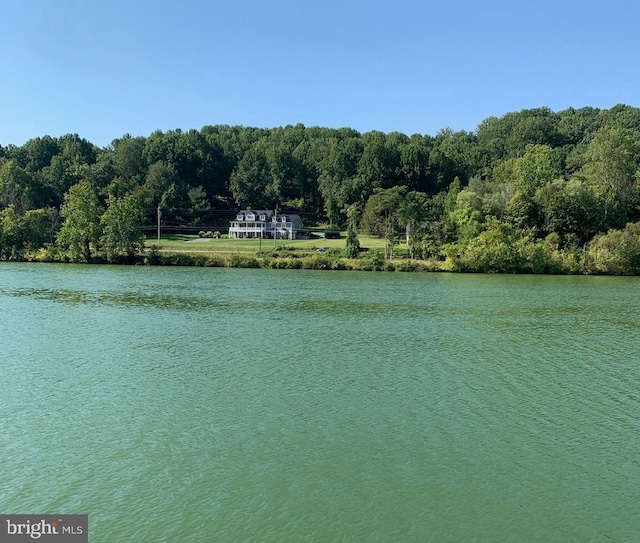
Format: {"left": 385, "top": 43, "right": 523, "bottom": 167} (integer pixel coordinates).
{"left": 157, "top": 206, "right": 161, "bottom": 244}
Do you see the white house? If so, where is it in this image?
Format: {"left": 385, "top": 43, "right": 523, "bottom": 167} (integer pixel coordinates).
{"left": 228, "top": 210, "right": 304, "bottom": 239}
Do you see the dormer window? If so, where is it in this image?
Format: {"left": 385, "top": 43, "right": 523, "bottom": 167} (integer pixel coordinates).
{"left": 246, "top": 212, "right": 255, "bottom": 220}
{"left": 259, "top": 214, "right": 266, "bottom": 221}
{"left": 236, "top": 213, "right": 244, "bottom": 220}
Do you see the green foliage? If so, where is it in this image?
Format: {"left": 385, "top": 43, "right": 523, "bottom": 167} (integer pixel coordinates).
{"left": 534, "top": 178, "right": 599, "bottom": 244}
{"left": 580, "top": 127, "right": 640, "bottom": 230}
{"left": 344, "top": 223, "right": 361, "bottom": 258}
{"left": 505, "top": 191, "right": 539, "bottom": 231}
{"left": 360, "top": 186, "right": 407, "bottom": 258}
{"left": 228, "top": 253, "right": 261, "bottom": 268}
{"left": 57, "top": 180, "right": 103, "bottom": 262}
{"left": 451, "top": 189, "right": 485, "bottom": 241}
{"left": 2, "top": 104, "right": 640, "bottom": 274}
{"left": 588, "top": 222, "right": 640, "bottom": 275}
{"left": 446, "top": 218, "right": 524, "bottom": 272}
{"left": 0, "top": 205, "right": 25, "bottom": 259}
{"left": 100, "top": 195, "right": 145, "bottom": 262}
{"left": 0, "top": 160, "right": 36, "bottom": 213}
{"left": 444, "top": 176, "right": 461, "bottom": 214}
{"left": 512, "top": 144, "right": 563, "bottom": 195}
{"left": 143, "top": 244, "right": 162, "bottom": 265}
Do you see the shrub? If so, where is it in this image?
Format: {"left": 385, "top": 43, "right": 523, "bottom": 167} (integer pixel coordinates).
{"left": 33, "top": 244, "right": 63, "bottom": 263}
{"left": 144, "top": 244, "right": 162, "bottom": 265}
{"left": 198, "top": 231, "right": 206, "bottom": 238}
{"left": 324, "top": 231, "right": 341, "bottom": 239}
{"left": 170, "top": 253, "right": 196, "bottom": 266}
{"left": 205, "top": 256, "right": 225, "bottom": 267}
{"left": 365, "top": 250, "right": 385, "bottom": 271}
{"left": 228, "top": 254, "right": 261, "bottom": 268}
{"left": 301, "top": 255, "right": 331, "bottom": 269}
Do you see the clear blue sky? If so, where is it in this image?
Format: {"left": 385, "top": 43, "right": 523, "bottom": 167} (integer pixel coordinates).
{"left": 1, "top": 0, "right": 638, "bottom": 148}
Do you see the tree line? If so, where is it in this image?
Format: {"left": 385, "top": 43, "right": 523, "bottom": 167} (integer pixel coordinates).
{"left": 1, "top": 104, "right": 640, "bottom": 272}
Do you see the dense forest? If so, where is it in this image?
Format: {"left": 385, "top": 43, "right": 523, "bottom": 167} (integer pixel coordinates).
{"left": 2, "top": 104, "right": 640, "bottom": 273}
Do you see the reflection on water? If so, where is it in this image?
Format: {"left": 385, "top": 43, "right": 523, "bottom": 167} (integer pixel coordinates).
{"left": 0, "top": 263, "right": 638, "bottom": 542}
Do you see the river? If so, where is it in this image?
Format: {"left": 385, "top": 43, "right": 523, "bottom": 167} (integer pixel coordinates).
{"left": 0, "top": 263, "right": 638, "bottom": 541}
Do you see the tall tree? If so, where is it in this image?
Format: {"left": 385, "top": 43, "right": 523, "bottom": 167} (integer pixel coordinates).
{"left": 0, "top": 160, "right": 36, "bottom": 213}
{"left": 100, "top": 195, "right": 145, "bottom": 262}
{"left": 361, "top": 186, "right": 407, "bottom": 258}
{"left": 57, "top": 181, "right": 103, "bottom": 262}
{"left": 399, "top": 191, "right": 431, "bottom": 258}
{"left": 580, "top": 127, "right": 640, "bottom": 229}
{"left": 512, "top": 144, "right": 563, "bottom": 196}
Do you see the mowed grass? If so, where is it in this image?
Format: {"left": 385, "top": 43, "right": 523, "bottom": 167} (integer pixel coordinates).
{"left": 144, "top": 233, "right": 391, "bottom": 254}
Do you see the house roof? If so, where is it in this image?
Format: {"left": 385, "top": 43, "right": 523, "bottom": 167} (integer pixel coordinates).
{"left": 235, "top": 210, "right": 302, "bottom": 220}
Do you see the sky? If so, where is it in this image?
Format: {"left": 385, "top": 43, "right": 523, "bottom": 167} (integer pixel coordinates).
{"left": 1, "top": 0, "right": 639, "bottom": 148}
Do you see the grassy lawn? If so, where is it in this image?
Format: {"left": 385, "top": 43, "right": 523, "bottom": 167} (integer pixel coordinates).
{"left": 144, "top": 233, "right": 392, "bottom": 254}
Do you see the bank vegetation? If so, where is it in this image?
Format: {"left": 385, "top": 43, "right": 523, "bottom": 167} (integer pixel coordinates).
{"left": 3, "top": 104, "right": 640, "bottom": 274}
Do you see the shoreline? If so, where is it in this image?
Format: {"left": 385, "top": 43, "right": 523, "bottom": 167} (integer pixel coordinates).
{"left": 9, "top": 247, "right": 637, "bottom": 276}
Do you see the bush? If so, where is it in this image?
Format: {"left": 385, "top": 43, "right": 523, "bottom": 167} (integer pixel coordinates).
{"left": 324, "top": 231, "right": 341, "bottom": 239}
{"left": 198, "top": 231, "right": 206, "bottom": 238}
{"left": 143, "top": 244, "right": 162, "bottom": 265}
{"left": 228, "top": 254, "right": 261, "bottom": 268}
{"left": 170, "top": 253, "right": 196, "bottom": 266}
{"left": 33, "top": 244, "right": 63, "bottom": 263}
{"left": 365, "top": 250, "right": 385, "bottom": 271}
{"left": 205, "top": 256, "right": 225, "bottom": 267}
{"left": 301, "top": 255, "right": 331, "bottom": 269}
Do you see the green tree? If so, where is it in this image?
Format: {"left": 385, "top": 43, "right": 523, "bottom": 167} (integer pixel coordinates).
{"left": 0, "top": 160, "right": 35, "bottom": 213}
{"left": 513, "top": 144, "right": 563, "bottom": 196}
{"left": 40, "top": 154, "right": 84, "bottom": 204}
{"left": 318, "top": 137, "right": 364, "bottom": 224}
{"left": 57, "top": 181, "right": 103, "bottom": 262}
{"left": 229, "top": 141, "right": 271, "bottom": 207}
{"left": 451, "top": 189, "right": 485, "bottom": 241}
{"left": 581, "top": 127, "right": 640, "bottom": 229}
{"left": 534, "top": 178, "right": 599, "bottom": 245}
{"left": 587, "top": 222, "right": 640, "bottom": 275}
{"left": 344, "top": 204, "right": 361, "bottom": 258}
{"left": 111, "top": 134, "right": 148, "bottom": 180}
{"left": 0, "top": 205, "right": 25, "bottom": 259}
{"left": 100, "top": 195, "right": 145, "bottom": 262}
{"left": 398, "top": 139, "right": 432, "bottom": 193}
{"left": 361, "top": 186, "right": 406, "bottom": 258}
{"left": 24, "top": 136, "right": 60, "bottom": 173}
{"left": 23, "top": 208, "right": 56, "bottom": 250}
{"left": 444, "top": 176, "right": 462, "bottom": 214}
{"left": 448, "top": 217, "right": 529, "bottom": 273}
{"left": 143, "top": 161, "right": 181, "bottom": 207}
{"left": 399, "top": 191, "right": 430, "bottom": 258}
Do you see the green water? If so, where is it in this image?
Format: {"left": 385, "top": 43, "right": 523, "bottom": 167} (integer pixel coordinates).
{"left": 0, "top": 263, "right": 638, "bottom": 542}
